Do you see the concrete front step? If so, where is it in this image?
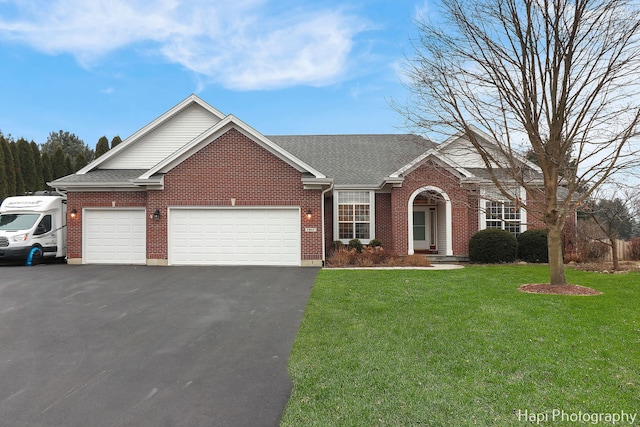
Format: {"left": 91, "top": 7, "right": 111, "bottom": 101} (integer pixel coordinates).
{"left": 422, "top": 254, "right": 469, "bottom": 264}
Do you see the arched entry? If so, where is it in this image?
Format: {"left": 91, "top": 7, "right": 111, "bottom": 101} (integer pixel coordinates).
{"left": 407, "top": 186, "right": 453, "bottom": 256}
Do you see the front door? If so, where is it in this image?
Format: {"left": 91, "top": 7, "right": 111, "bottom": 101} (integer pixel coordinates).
{"left": 413, "top": 207, "right": 437, "bottom": 252}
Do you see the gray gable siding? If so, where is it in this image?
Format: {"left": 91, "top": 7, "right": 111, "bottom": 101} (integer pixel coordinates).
{"left": 100, "top": 103, "right": 221, "bottom": 170}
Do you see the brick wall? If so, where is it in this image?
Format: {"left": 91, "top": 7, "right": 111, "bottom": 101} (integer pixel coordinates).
{"left": 391, "top": 161, "right": 475, "bottom": 256}
{"left": 324, "top": 193, "right": 334, "bottom": 257}
{"left": 375, "top": 193, "right": 394, "bottom": 252}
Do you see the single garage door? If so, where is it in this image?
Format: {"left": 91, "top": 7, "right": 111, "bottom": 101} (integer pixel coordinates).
{"left": 168, "top": 208, "right": 300, "bottom": 266}
{"left": 83, "top": 209, "right": 146, "bottom": 264}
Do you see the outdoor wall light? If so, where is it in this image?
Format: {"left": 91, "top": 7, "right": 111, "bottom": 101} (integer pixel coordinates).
{"left": 153, "top": 209, "right": 161, "bottom": 220}
{"left": 70, "top": 209, "right": 78, "bottom": 219}
{"left": 306, "top": 209, "right": 313, "bottom": 221}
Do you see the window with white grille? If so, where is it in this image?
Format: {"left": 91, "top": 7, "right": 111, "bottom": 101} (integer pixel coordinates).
{"left": 485, "top": 201, "right": 521, "bottom": 235}
{"left": 337, "top": 191, "right": 372, "bottom": 240}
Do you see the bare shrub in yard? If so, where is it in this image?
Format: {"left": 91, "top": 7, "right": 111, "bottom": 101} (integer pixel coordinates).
{"left": 399, "top": 254, "right": 432, "bottom": 267}
{"left": 327, "top": 249, "right": 358, "bottom": 267}
{"left": 564, "top": 251, "right": 583, "bottom": 264}
{"left": 578, "top": 239, "right": 609, "bottom": 262}
{"left": 356, "top": 253, "right": 376, "bottom": 267}
{"left": 326, "top": 245, "right": 427, "bottom": 267}
{"left": 362, "top": 246, "right": 390, "bottom": 265}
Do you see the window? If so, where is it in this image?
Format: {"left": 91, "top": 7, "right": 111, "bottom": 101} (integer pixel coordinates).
{"left": 337, "top": 191, "right": 371, "bottom": 240}
{"left": 34, "top": 215, "right": 52, "bottom": 236}
{"left": 485, "top": 201, "right": 521, "bottom": 235}
{"left": 0, "top": 214, "right": 40, "bottom": 231}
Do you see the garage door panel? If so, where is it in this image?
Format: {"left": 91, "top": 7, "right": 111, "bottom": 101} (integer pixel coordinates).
{"left": 168, "top": 208, "right": 300, "bottom": 266}
{"left": 83, "top": 209, "right": 146, "bottom": 264}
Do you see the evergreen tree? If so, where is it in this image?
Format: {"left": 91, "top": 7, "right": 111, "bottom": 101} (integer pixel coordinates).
{"left": 10, "top": 141, "right": 24, "bottom": 195}
{"left": 17, "top": 139, "right": 37, "bottom": 193}
{"left": 74, "top": 152, "right": 88, "bottom": 172}
{"left": 52, "top": 146, "right": 67, "bottom": 180}
{"left": 95, "top": 136, "right": 110, "bottom": 158}
{"left": 64, "top": 154, "right": 73, "bottom": 176}
{"left": 30, "top": 141, "right": 44, "bottom": 191}
{"left": 111, "top": 135, "right": 122, "bottom": 149}
{"left": 0, "top": 136, "right": 7, "bottom": 201}
{"left": 1, "top": 136, "right": 16, "bottom": 195}
{"left": 41, "top": 130, "right": 94, "bottom": 161}
{"left": 41, "top": 152, "right": 53, "bottom": 189}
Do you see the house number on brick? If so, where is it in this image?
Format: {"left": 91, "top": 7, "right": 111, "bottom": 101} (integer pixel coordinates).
{"left": 305, "top": 227, "right": 317, "bottom": 232}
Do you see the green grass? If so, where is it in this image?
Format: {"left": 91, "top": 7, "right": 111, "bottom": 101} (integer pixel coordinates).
{"left": 280, "top": 265, "right": 640, "bottom": 426}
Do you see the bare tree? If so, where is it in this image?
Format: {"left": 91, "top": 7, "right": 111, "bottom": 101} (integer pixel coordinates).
{"left": 399, "top": 0, "right": 640, "bottom": 285}
{"left": 579, "top": 185, "right": 638, "bottom": 270}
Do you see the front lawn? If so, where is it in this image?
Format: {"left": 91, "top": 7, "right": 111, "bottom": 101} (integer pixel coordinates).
{"left": 281, "top": 265, "right": 640, "bottom": 426}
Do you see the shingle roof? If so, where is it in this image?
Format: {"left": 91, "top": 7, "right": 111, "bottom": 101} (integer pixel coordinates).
{"left": 267, "top": 134, "right": 435, "bottom": 186}
{"left": 51, "top": 169, "right": 148, "bottom": 185}
{"left": 51, "top": 135, "right": 436, "bottom": 188}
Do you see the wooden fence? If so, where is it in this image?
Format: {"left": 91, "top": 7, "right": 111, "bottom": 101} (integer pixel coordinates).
{"left": 602, "top": 239, "right": 634, "bottom": 262}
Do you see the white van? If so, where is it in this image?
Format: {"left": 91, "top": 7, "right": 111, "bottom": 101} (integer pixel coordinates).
{"left": 0, "top": 194, "right": 67, "bottom": 265}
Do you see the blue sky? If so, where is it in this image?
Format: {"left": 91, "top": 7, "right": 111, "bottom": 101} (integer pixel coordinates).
{"left": 0, "top": 0, "right": 429, "bottom": 149}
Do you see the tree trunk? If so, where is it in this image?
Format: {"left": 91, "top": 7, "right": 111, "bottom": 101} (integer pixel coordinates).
{"left": 610, "top": 237, "right": 619, "bottom": 271}
{"left": 547, "top": 218, "right": 568, "bottom": 285}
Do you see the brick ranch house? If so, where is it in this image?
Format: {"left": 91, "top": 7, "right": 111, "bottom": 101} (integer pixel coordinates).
{"left": 50, "top": 94, "right": 572, "bottom": 266}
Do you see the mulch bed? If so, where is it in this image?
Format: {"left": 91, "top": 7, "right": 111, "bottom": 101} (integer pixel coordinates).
{"left": 518, "top": 283, "right": 602, "bottom": 296}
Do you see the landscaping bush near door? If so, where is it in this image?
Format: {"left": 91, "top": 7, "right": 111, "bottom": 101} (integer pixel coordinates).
{"left": 469, "top": 229, "right": 517, "bottom": 263}
{"left": 326, "top": 245, "right": 431, "bottom": 268}
{"left": 517, "top": 229, "right": 548, "bottom": 263}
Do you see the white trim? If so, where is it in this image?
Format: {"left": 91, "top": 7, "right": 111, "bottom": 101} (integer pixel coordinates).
{"left": 407, "top": 186, "right": 453, "bottom": 256}
{"left": 390, "top": 149, "right": 474, "bottom": 178}
{"left": 412, "top": 206, "right": 438, "bottom": 251}
{"left": 321, "top": 183, "right": 334, "bottom": 264}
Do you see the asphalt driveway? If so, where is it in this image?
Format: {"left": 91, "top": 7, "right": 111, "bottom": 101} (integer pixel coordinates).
{"left": 0, "top": 264, "right": 318, "bottom": 427}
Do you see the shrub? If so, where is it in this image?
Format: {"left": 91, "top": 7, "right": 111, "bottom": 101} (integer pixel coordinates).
{"left": 578, "top": 239, "right": 609, "bottom": 262}
{"left": 564, "top": 251, "right": 583, "bottom": 264}
{"left": 325, "top": 246, "right": 399, "bottom": 267}
{"left": 469, "top": 229, "right": 517, "bottom": 263}
{"left": 326, "top": 248, "right": 358, "bottom": 267}
{"left": 348, "top": 238, "right": 363, "bottom": 253}
{"left": 399, "top": 254, "right": 432, "bottom": 267}
{"left": 369, "top": 239, "right": 383, "bottom": 248}
{"left": 517, "top": 229, "right": 548, "bottom": 263}
{"left": 331, "top": 240, "right": 345, "bottom": 253}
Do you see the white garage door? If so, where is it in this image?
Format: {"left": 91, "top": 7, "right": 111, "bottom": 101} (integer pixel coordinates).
{"left": 168, "top": 208, "right": 300, "bottom": 266}
{"left": 83, "top": 209, "right": 146, "bottom": 264}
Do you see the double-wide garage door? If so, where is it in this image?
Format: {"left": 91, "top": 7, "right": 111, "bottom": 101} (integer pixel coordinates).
{"left": 168, "top": 208, "right": 301, "bottom": 266}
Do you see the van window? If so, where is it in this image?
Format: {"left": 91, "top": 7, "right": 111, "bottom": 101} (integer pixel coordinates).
{"left": 0, "top": 214, "right": 40, "bottom": 231}
{"left": 34, "top": 215, "right": 52, "bottom": 236}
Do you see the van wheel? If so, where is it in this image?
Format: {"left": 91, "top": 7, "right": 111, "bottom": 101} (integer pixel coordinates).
{"left": 26, "top": 247, "right": 43, "bottom": 266}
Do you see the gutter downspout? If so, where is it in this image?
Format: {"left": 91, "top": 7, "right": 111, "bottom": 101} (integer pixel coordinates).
{"left": 321, "top": 182, "right": 334, "bottom": 266}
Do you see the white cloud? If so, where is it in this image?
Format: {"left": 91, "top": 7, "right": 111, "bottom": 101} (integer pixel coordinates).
{"left": 0, "top": 0, "right": 368, "bottom": 90}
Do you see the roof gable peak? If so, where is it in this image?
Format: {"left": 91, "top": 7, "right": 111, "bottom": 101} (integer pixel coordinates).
{"left": 76, "top": 94, "right": 226, "bottom": 174}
